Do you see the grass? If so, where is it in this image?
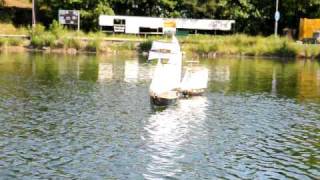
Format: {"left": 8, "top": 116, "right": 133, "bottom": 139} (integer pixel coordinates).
{"left": 139, "top": 40, "right": 152, "bottom": 52}
{"left": 0, "top": 23, "right": 28, "bottom": 34}
{"left": 86, "top": 38, "right": 102, "bottom": 52}
{"left": 0, "top": 22, "right": 320, "bottom": 58}
{"left": 28, "top": 23, "right": 147, "bottom": 52}
{"left": 180, "top": 34, "right": 320, "bottom": 58}
{"left": 0, "top": 37, "right": 25, "bottom": 47}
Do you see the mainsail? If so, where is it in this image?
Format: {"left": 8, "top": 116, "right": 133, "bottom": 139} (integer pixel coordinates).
{"left": 149, "top": 36, "right": 182, "bottom": 97}
{"left": 150, "top": 62, "right": 179, "bottom": 95}
{"left": 148, "top": 51, "right": 175, "bottom": 60}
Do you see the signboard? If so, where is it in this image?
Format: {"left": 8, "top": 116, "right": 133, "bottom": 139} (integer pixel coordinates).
{"left": 164, "top": 20, "right": 176, "bottom": 28}
{"left": 176, "top": 19, "right": 235, "bottom": 31}
{"left": 164, "top": 19, "right": 176, "bottom": 34}
{"left": 59, "top": 10, "right": 80, "bottom": 30}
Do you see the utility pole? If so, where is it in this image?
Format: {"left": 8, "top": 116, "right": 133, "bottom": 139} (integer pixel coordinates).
{"left": 274, "top": 0, "right": 280, "bottom": 36}
{"left": 32, "top": 0, "right": 36, "bottom": 28}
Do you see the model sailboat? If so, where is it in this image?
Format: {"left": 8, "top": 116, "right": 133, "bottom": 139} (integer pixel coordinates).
{"left": 180, "top": 65, "right": 209, "bottom": 96}
{"left": 148, "top": 36, "right": 182, "bottom": 106}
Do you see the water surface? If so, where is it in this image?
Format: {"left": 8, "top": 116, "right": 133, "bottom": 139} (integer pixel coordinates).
{"left": 0, "top": 53, "right": 319, "bottom": 179}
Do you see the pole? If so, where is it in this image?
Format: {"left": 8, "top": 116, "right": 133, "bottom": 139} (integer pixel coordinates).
{"left": 274, "top": 0, "right": 279, "bottom": 36}
{"left": 77, "top": 11, "right": 80, "bottom": 32}
{"left": 32, "top": 0, "right": 36, "bottom": 28}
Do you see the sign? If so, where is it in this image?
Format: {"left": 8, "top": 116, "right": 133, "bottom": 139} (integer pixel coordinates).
{"left": 164, "top": 19, "right": 176, "bottom": 34}
{"left": 176, "top": 19, "right": 235, "bottom": 31}
{"left": 275, "top": 11, "right": 280, "bottom": 21}
{"left": 59, "top": 10, "right": 79, "bottom": 25}
{"left": 164, "top": 20, "right": 176, "bottom": 28}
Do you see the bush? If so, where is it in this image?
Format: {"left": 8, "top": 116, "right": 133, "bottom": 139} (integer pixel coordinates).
{"left": 115, "top": 42, "right": 136, "bottom": 51}
{"left": 29, "top": 24, "right": 45, "bottom": 36}
{"left": 86, "top": 38, "right": 102, "bottom": 52}
{"left": 139, "top": 40, "right": 152, "bottom": 52}
{"left": 195, "top": 43, "right": 218, "bottom": 54}
{"left": 0, "top": 39, "right": 7, "bottom": 47}
{"left": 304, "top": 44, "right": 320, "bottom": 58}
{"left": 63, "top": 37, "right": 82, "bottom": 50}
{"left": 49, "top": 20, "right": 66, "bottom": 38}
{"left": 273, "top": 40, "right": 298, "bottom": 57}
{"left": 7, "top": 38, "right": 24, "bottom": 46}
{"left": 30, "top": 32, "right": 56, "bottom": 48}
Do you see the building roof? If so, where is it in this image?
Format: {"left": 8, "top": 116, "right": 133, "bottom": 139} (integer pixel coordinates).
{"left": 3, "top": 0, "right": 32, "bottom": 8}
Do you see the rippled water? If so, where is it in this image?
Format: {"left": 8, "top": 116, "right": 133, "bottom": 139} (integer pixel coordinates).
{"left": 0, "top": 53, "right": 319, "bottom": 179}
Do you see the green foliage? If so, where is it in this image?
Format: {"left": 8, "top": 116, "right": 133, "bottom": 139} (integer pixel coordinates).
{"left": 0, "top": 37, "right": 24, "bottom": 47}
{"left": 3, "top": 0, "right": 320, "bottom": 34}
{"left": 37, "top": 0, "right": 114, "bottom": 31}
{"left": 0, "top": 38, "right": 7, "bottom": 47}
{"left": 139, "top": 40, "right": 152, "bottom": 52}
{"left": 49, "top": 20, "right": 66, "bottom": 38}
{"left": 30, "top": 32, "right": 56, "bottom": 48}
{"left": 273, "top": 40, "right": 298, "bottom": 57}
{"left": 86, "top": 38, "right": 102, "bottom": 52}
{"left": 63, "top": 37, "right": 82, "bottom": 50}
{"left": 196, "top": 43, "right": 218, "bottom": 54}
{"left": 179, "top": 34, "right": 312, "bottom": 58}
{"left": 7, "top": 38, "right": 24, "bottom": 46}
{"left": 304, "top": 44, "right": 320, "bottom": 58}
{"left": 114, "top": 42, "right": 136, "bottom": 51}
{"left": 29, "top": 24, "right": 45, "bottom": 36}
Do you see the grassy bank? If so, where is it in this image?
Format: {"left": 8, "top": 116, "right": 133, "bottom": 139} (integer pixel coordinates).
{"left": 180, "top": 34, "right": 320, "bottom": 59}
{"left": 1, "top": 23, "right": 320, "bottom": 59}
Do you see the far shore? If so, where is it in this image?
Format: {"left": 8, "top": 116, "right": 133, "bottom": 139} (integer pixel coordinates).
{"left": 0, "top": 32, "right": 320, "bottom": 60}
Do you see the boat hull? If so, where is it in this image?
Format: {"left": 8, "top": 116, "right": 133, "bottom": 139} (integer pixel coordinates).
{"left": 181, "top": 89, "right": 205, "bottom": 97}
{"left": 150, "top": 96, "right": 177, "bottom": 106}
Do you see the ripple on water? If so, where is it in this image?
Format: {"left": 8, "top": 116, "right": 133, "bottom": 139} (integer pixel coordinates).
{"left": 0, "top": 55, "right": 319, "bottom": 179}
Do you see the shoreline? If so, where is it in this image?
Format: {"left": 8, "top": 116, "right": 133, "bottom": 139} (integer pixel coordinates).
{"left": 0, "top": 44, "right": 319, "bottom": 60}
{"left": 0, "top": 31, "right": 320, "bottom": 60}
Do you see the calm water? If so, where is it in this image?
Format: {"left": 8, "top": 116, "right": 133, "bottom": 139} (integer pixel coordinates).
{"left": 0, "top": 53, "right": 319, "bottom": 179}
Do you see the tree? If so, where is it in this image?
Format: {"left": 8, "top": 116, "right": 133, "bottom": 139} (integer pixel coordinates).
{"left": 29, "top": 0, "right": 320, "bottom": 35}
{"left": 36, "top": 0, "right": 114, "bottom": 31}
{"left": 0, "top": 0, "right": 5, "bottom": 6}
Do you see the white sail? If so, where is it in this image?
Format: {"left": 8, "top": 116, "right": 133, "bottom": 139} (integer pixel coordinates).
{"left": 151, "top": 41, "right": 177, "bottom": 52}
{"left": 148, "top": 51, "right": 175, "bottom": 60}
{"left": 180, "top": 67, "right": 209, "bottom": 90}
{"left": 150, "top": 61, "right": 179, "bottom": 95}
{"left": 149, "top": 35, "right": 182, "bottom": 97}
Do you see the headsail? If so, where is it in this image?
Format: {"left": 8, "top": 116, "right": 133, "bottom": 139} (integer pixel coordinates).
{"left": 180, "top": 67, "right": 209, "bottom": 90}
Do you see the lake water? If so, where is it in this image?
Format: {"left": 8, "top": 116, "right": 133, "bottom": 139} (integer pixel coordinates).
{"left": 0, "top": 53, "right": 319, "bottom": 179}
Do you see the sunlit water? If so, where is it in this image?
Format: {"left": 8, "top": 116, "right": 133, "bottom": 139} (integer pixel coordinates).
{"left": 0, "top": 53, "right": 319, "bottom": 179}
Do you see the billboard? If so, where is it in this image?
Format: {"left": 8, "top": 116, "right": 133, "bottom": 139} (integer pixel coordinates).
{"left": 59, "top": 10, "right": 80, "bottom": 25}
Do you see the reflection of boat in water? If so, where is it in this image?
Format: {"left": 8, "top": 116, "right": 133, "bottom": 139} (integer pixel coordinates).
{"left": 180, "top": 64, "right": 209, "bottom": 97}
{"left": 148, "top": 36, "right": 182, "bottom": 106}
{"left": 144, "top": 96, "right": 208, "bottom": 179}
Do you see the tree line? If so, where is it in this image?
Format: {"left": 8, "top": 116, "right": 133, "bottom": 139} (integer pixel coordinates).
{"left": 3, "top": 0, "right": 320, "bottom": 35}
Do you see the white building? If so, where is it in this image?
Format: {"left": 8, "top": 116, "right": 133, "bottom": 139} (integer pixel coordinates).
{"left": 99, "top": 15, "right": 235, "bottom": 34}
